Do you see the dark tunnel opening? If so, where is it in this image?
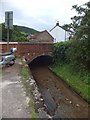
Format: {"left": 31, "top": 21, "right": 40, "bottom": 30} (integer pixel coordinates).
{"left": 29, "top": 55, "right": 53, "bottom": 68}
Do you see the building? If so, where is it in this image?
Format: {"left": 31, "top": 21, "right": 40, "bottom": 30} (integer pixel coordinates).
{"left": 49, "top": 21, "right": 71, "bottom": 42}
{"left": 27, "top": 30, "right": 54, "bottom": 43}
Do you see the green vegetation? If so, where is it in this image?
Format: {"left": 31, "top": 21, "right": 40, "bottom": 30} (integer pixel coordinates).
{"left": 20, "top": 66, "right": 29, "bottom": 80}
{"left": 52, "top": 1, "right": 90, "bottom": 102}
{"left": 52, "top": 63, "right": 90, "bottom": 102}
{"left": 16, "top": 25, "right": 38, "bottom": 35}
{"left": 20, "top": 60, "right": 38, "bottom": 118}
{"left": 0, "top": 23, "right": 38, "bottom": 42}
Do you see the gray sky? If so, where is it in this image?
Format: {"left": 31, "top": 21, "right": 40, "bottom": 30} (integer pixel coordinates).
{"left": 0, "top": 0, "right": 89, "bottom": 31}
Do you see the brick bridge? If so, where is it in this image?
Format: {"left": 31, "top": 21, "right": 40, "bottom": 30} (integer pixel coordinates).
{"left": 0, "top": 42, "right": 53, "bottom": 63}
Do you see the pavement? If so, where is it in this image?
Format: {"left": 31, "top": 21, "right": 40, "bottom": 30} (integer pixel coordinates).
{"left": 0, "top": 59, "right": 31, "bottom": 118}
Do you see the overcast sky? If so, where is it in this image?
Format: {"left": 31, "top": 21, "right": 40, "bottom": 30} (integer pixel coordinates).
{"left": 0, "top": 0, "right": 89, "bottom": 31}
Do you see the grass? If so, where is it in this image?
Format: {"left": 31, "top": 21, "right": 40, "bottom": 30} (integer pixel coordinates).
{"left": 51, "top": 63, "right": 90, "bottom": 103}
{"left": 20, "top": 60, "right": 39, "bottom": 118}
{"left": 20, "top": 66, "right": 29, "bottom": 80}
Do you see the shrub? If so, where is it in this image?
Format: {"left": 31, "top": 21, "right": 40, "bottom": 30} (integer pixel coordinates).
{"left": 53, "top": 41, "right": 71, "bottom": 63}
{"left": 67, "top": 39, "right": 89, "bottom": 71}
{"left": 52, "top": 39, "right": 89, "bottom": 85}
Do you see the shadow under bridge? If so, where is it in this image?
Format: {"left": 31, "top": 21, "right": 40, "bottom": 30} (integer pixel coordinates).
{"left": 29, "top": 55, "right": 53, "bottom": 68}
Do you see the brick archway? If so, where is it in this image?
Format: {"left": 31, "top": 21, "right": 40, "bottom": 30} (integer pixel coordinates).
{"left": 28, "top": 54, "right": 52, "bottom": 63}
{"left": 19, "top": 42, "right": 53, "bottom": 63}
{"left": 28, "top": 54, "right": 53, "bottom": 68}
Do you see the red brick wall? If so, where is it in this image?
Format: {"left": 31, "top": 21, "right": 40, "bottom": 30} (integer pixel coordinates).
{"left": 0, "top": 42, "right": 53, "bottom": 61}
{"left": 0, "top": 42, "right": 19, "bottom": 55}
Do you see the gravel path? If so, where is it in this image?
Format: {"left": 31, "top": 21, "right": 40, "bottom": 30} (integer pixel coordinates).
{"left": 0, "top": 59, "right": 31, "bottom": 118}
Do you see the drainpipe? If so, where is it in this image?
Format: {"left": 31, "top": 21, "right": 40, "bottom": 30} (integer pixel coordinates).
{"left": 65, "top": 30, "right": 66, "bottom": 40}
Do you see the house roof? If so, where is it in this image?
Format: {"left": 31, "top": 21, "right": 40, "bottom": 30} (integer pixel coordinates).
{"left": 50, "top": 21, "right": 73, "bottom": 33}
{"left": 28, "top": 30, "right": 54, "bottom": 40}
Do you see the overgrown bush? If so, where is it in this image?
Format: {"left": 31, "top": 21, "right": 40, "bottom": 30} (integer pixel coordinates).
{"left": 52, "top": 39, "right": 90, "bottom": 85}
{"left": 67, "top": 39, "right": 89, "bottom": 71}
{"left": 53, "top": 41, "right": 71, "bottom": 63}
{"left": 53, "top": 38, "right": 89, "bottom": 69}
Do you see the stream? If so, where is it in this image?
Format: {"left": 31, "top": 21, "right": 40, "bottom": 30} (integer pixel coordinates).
{"left": 30, "top": 65, "right": 89, "bottom": 118}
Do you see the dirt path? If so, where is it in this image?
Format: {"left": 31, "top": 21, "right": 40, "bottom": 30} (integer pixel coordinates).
{"left": 1, "top": 59, "right": 31, "bottom": 118}
{"left": 31, "top": 66, "right": 89, "bottom": 118}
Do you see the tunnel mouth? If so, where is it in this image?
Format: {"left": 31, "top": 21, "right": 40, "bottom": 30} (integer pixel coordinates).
{"left": 29, "top": 55, "right": 53, "bottom": 68}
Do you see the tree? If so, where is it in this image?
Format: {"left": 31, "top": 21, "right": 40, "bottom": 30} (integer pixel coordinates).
{"left": 63, "top": 1, "right": 90, "bottom": 40}
{"left": 62, "top": 1, "right": 90, "bottom": 70}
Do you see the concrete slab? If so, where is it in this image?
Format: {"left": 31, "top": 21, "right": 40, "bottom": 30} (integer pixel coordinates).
{"left": 1, "top": 59, "right": 31, "bottom": 118}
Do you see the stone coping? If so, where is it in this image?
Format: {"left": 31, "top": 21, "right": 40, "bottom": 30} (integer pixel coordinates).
{"left": 0, "top": 42, "right": 18, "bottom": 44}
{"left": 0, "top": 42, "right": 53, "bottom": 45}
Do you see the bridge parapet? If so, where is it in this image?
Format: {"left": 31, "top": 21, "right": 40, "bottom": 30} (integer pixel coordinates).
{"left": 0, "top": 42, "right": 53, "bottom": 62}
